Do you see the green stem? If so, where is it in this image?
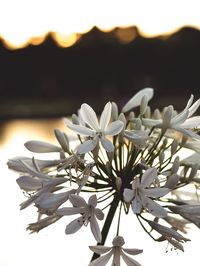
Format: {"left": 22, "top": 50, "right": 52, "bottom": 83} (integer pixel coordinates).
{"left": 90, "top": 195, "right": 120, "bottom": 262}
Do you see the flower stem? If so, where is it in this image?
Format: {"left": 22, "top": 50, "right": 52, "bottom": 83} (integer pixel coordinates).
{"left": 90, "top": 195, "right": 119, "bottom": 262}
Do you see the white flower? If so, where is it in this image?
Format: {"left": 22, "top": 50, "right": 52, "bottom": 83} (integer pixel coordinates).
{"left": 34, "top": 190, "right": 76, "bottom": 215}
{"left": 122, "top": 87, "right": 154, "bottom": 113}
{"left": 56, "top": 194, "right": 104, "bottom": 242}
{"left": 66, "top": 102, "right": 124, "bottom": 154}
{"left": 123, "top": 168, "right": 170, "bottom": 218}
{"left": 124, "top": 129, "right": 149, "bottom": 148}
{"left": 143, "top": 95, "right": 200, "bottom": 139}
{"left": 89, "top": 236, "right": 143, "bottom": 266}
{"left": 147, "top": 220, "right": 190, "bottom": 251}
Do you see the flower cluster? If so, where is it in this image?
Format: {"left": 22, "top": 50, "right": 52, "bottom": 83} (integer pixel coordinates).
{"left": 8, "top": 88, "right": 200, "bottom": 265}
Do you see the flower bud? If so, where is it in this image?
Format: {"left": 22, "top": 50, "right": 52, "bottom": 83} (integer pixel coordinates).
{"left": 171, "top": 156, "right": 180, "bottom": 174}
{"left": 140, "top": 95, "right": 148, "bottom": 116}
{"left": 111, "top": 102, "right": 118, "bottom": 121}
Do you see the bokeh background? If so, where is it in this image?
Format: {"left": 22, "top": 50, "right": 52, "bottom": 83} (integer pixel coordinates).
{"left": 0, "top": 0, "right": 200, "bottom": 265}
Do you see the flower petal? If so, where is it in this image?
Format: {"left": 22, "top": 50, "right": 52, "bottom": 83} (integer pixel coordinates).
{"left": 122, "top": 248, "right": 143, "bottom": 255}
{"left": 89, "top": 245, "right": 112, "bottom": 255}
{"left": 181, "top": 116, "right": 200, "bottom": 128}
{"left": 16, "top": 175, "right": 43, "bottom": 191}
{"left": 100, "top": 137, "right": 114, "bottom": 152}
{"left": 69, "top": 194, "right": 87, "bottom": 207}
{"left": 142, "top": 196, "right": 168, "bottom": 218}
{"left": 25, "top": 140, "right": 62, "bottom": 153}
{"left": 56, "top": 207, "right": 84, "bottom": 215}
{"left": 100, "top": 102, "right": 112, "bottom": 131}
{"left": 122, "top": 88, "right": 154, "bottom": 113}
{"left": 123, "top": 188, "right": 135, "bottom": 203}
{"left": 188, "top": 98, "right": 200, "bottom": 117}
{"left": 104, "top": 121, "right": 124, "bottom": 136}
{"left": 143, "top": 187, "right": 170, "bottom": 198}
{"left": 89, "top": 250, "right": 113, "bottom": 266}
{"left": 80, "top": 103, "right": 99, "bottom": 131}
{"left": 121, "top": 250, "right": 142, "bottom": 266}
{"left": 35, "top": 191, "right": 71, "bottom": 209}
{"left": 173, "top": 126, "right": 200, "bottom": 140}
{"left": 141, "top": 168, "right": 157, "bottom": 188}
{"left": 171, "top": 109, "right": 189, "bottom": 126}
{"left": 95, "top": 208, "right": 104, "bottom": 221}
{"left": 88, "top": 194, "right": 97, "bottom": 207}
{"left": 90, "top": 215, "right": 102, "bottom": 243}
{"left": 65, "top": 217, "right": 83, "bottom": 234}
{"left": 77, "top": 138, "right": 98, "bottom": 154}
{"left": 131, "top": 195, "right": 142, "bottom": 214}
{"left": 67, "top": 123, "right": 95, "bottom": 136}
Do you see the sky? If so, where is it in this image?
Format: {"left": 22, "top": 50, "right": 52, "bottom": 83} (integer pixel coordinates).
{"left": 0, "top": 0, "right": 200, "bottom": 48}
{"left": 1, "top": 118, "right": 200, "bottom": 266}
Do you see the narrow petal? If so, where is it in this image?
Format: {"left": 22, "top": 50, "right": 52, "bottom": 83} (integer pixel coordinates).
{"left": 56, "top": 207, "right": 84, "bottom": 215}
{"left": 148, "top": 220, "right": 190, "bottom": 242}
{"left": 124, "top": 130, "right": 148, "bottom": 141}
{"left": 122, "top": 248, "right": 143, "bottom": 255}
{"left": 142, "top": 196, "right": 168, "bottom": 218}
{"left": 16, "top": 175, "right": 43, "bottom": 191}
{"left": 181, "top": 116, "right": 200, "bottom": 128}
{"left": 95, "top": 208, "right": 104, "bottom": 221}
{"left": 122, "top": 88, "right": 154, "bottom": 113}
{"left": 171, "top": 109, "right": 189, "bottom": 125}
{"left": 35, "top": 192, "right": 70, "bottom": 209}
{"left": 67, "top": 123, "right": 95, "bottom": 136}
{"left": 100, "top": 102, "right": 112, "bottom": 131}
{"left": 65, "top": 217, "right": 83, "bottom": 234}
{"left": 89, "top": 250, "right": 113, "bottom": 266}
{"left": 123, "top": 188, "right": 135, "bottom": 203}
{"left": 80, "top": 103, "right": 99, "bottom": 131}
{"left": 143, "top": 187, "right": 170, "bottom": 198}
{"left": 100, "top": 137, "right": 114, "bottom": 152}
{"left": 141, "top": 168, "right": 157, "bottom": 188}
{"left": 25, "top": 140, "right": 62, "bottom": 153}
{"left": 121, "top": 251, "right": 142, "bottom": 266}
{"left": 77, "top": 138, "right": 98, "bottom": 154}
{"left": 89, "top": 246, "right": 112, "bottom": 255}
{"left": 165, "top": 174, "right": 180, "bottom": 189}
{"left": 69, "top": 194, "right": 87, "bottom": 207}
{"left": 142, "top": 118, "right": 161, "bottom": 127}
{"left": 104, "top": 121, "right": 124, "bottom": 136}
{"left": 88, "top": 194, "right": 97, "bottom": 207}
{"left": 112, "top": 247, "right": 121, "bottom": 266}
{"left": 188, "top": 98, "right": 200, "bottom": 117}
{"left": 90, "top": 215, "right": 102, "bottom": 242}
{"left": 173, "top": 126, "right": 200, "bottom": 140}
{"left": 131, "top": 195, "right": 142, "bottom": 214}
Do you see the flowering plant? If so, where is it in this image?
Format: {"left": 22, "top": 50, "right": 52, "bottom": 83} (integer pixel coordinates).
{"left": 8, "top": 88, "right": 200, "bottom": 265}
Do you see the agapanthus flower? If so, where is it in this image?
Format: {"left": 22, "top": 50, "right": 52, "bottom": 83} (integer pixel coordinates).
{"left": 56, "top": 194, "right": 104, "bottom": 242}
{"left": 9, "top": 88, "right": 200, "bottom": 265}
{"left": 89, "top": 236, "right": 143, "bottom": 266}
{"left": 123, "top": 168, "right": 170, "bottom": 217}
{"left": 66, "top": 102, "right": 124, "bottom": 153}
{"left": 143, "top": 94, "right": 200, "bottom": 139}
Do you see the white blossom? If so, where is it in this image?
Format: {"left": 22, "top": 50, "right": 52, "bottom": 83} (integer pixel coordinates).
{"left": 66, "top": 102, "right": 124, "bottom": 154}
{"left": 122, "top": 87, "right": 154, "bottom": 113}
{"left": 56, "top": 194, "right": 104, "bottom": 242}
{"left": 89, "top": 236, "right": 143, "bottom": 266}
{"left": 123, "top": 168, "right": 170, "bottom": 217}
{"left": 143, "top": 95, "right": 200, "bottom": 139}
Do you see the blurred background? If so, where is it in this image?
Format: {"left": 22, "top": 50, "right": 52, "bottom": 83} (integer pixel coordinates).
{"left": 1, "top": 0, "right": 200, "bottom": 265}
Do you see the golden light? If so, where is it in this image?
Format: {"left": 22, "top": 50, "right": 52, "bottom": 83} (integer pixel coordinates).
{"left": 0, "top": 0, "right": 200, "bottom": 49}
{"left": 0, "top": 0, "right": 198, "bottom": 49}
